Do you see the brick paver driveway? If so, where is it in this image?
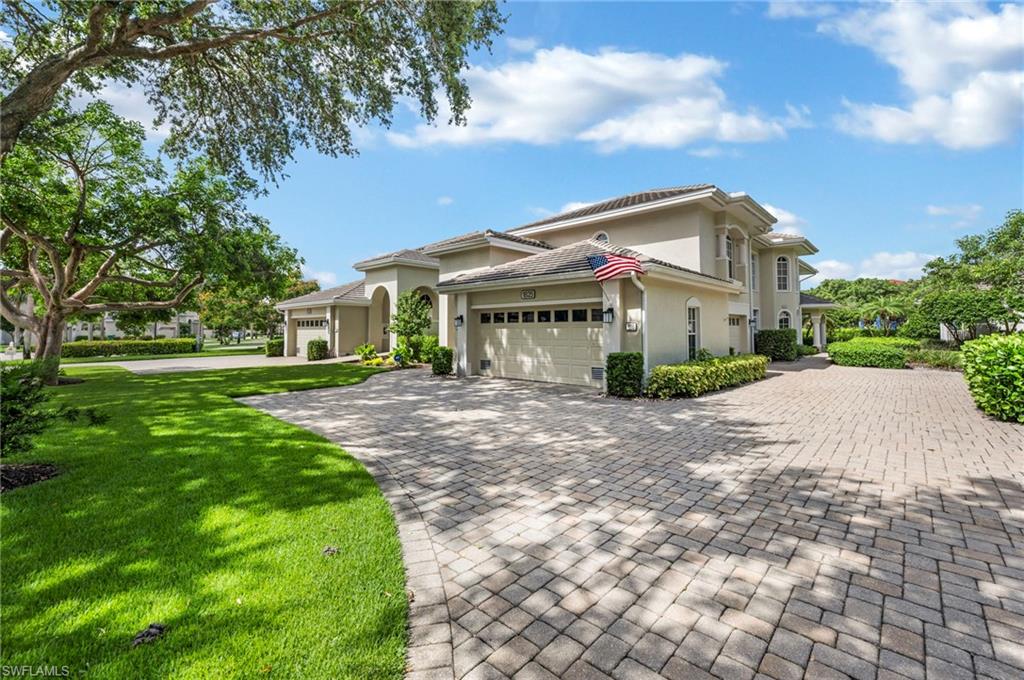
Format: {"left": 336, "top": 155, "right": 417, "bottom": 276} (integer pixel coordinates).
{"left": 243, "top": 360, "right": 1024, "bottom": 680}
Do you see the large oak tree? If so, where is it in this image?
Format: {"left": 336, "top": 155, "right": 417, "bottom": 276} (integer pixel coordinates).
{"left": 1, "top": 0, "right": 504, "bottom": 179}
{"left": 1, "top": 103, "right": 299, "bottom": 380}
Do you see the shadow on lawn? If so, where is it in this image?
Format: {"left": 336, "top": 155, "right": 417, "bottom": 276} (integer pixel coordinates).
{"left": 0, "top": 364, "right": 406, "bottom": 678}
{"left": 248, "top": 368, "right": 1024, "bottom": 679}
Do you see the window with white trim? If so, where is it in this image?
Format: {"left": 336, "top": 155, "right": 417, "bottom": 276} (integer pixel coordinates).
{"left": 778, "top": 310, "right": 791, "bottom": 329}
{"left": 752, "top": 309, "right": 759, "bottom": 330}
{"left": 776, "top": 256, "right": 790, "bottom": 291}
{"left": 687, "top": 306, "right": 701, "bottom": 359}
{"left": 296, "top": 319, "right": 327, "bottom": 328}
{"left": 751, "top": 253, "right": 758, "bottom": 290}
{"left": 725, "top": 236, "right": 735, "bottom": 280}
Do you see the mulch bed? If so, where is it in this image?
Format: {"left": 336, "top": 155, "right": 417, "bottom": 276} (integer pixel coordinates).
{"left": 0, "top": 464, "right": 61, "bottom": 492}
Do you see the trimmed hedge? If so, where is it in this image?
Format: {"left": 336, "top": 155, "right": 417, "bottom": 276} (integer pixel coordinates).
{"left": 606, "top": 352, "right": 643, "bottom": 397}
{"left": 265, "top": 338, "right": 284, "bottom": 357}
{"left": 306, "top": 338, "right": 329, "bottom": 361}
{"left": 646, "top": 354, "right": 769, "bottom": 399}
{"left": 962, "top": 334, "right": 1024, "bottom": 422}
{"left": 755, "top": 329, "right": 798, "bottom": 361}
{"left": 827, "top": 340, "right": 906, "bottom": 368}
{"left": 61, "top": 338, "right": 196, "bottom": 358}
{"left": 797, "top": 344, "right": 819, "bottom": 356}
{"left": 846, "top": 336, "right": 920, "bottom": 349}
{"left": 432, "top": 346, "right": 453, "bottom": 376}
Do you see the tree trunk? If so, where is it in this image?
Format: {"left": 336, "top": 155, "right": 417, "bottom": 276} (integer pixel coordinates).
{"left": 36, "top": 315, "right": 67, "bottom": 385}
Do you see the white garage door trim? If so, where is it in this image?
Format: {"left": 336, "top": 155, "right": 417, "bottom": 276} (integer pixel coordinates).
{"left": 476, "top": 304, "right": 605, "bottom": 388}
{"left": 296, "top": 318, "right": 328, "bottom": 355}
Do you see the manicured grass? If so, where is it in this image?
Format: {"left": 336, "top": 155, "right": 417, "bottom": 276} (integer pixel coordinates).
{"left": 0, "top": 364, "right": 406, "bottom": 678}
{"left": 60, "top": 346, "right": 263, "bottom": 364}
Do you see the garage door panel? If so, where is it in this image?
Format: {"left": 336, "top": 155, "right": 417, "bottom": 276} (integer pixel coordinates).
{"left": 477, "top": 305, "right": 604, "bottom": 387}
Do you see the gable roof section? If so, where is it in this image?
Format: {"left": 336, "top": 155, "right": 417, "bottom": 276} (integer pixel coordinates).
{"left": 514, "top": 185, "right": 715, "bottom": 230}
{"left": 755, "top": 231, "right": 819, "bottom": 255}
{"left": 352, "top": 248, "right": 439, "bottom": 271}
{"left": 437, "top": 239, "right": 730, "bottom": 289}
{"left": 420, "top": 229, "right": 552, "bottom": 254}
{"left": 277, "top": 279, "right": 367, "bottom": 309}
{"left": 800, "top": 292, "right": 839, "bottom": 308}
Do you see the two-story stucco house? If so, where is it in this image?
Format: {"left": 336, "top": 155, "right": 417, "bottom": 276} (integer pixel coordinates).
{"left": 276, "top": 184, "right": 834, "bottom": 388}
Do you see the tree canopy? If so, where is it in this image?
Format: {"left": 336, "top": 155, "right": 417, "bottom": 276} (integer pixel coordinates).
{"left": 1, "top": 0, "right": 504, "bottom": 180}
{"left": 0, "top": 102, "right": 299, "bottom": 378}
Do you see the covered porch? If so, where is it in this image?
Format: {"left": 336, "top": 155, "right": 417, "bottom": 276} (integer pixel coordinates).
{"left": 800, "top": 292, "right": 838, "bottom": 349}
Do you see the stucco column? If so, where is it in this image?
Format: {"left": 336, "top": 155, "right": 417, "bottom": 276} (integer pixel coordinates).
{"left": 327, "top": 305, "right": 336, "bottom": 357}
{"left": 811, "top": 313, "right": 823, "bottom": 349}
{"left": 283, "top": 309, "right": 294, "bottom": 356}
{"left": 438, "top": 294, "right": 450, "bottom": 347}
{"left": 454, "top": 293, "right": 469, "bottom": 377}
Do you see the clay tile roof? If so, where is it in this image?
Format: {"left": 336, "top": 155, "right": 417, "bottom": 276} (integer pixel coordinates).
{"left": 511, "top": 184, "right": 716, "bottom": 230}
{"left": 281, "top": 279, "right": 366, "bottom": 306}
{"left": 352, "top": 248, "right": 439, "bottom": 269}
{"left": 420, "top": 229, "right": 552, "bottom": 253}
{"left": 437, "top": 238, "right": 730, "bottom": 288}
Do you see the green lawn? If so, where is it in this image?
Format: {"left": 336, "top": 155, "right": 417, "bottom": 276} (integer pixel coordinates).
{"left": 0, "top": 364, "right": 406, "bottom": 678}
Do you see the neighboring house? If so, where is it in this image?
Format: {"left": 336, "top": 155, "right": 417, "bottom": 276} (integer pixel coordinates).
{"left": 276, "top": 184, "right": 830, "bottom": 387}
{"left": 61, "top": 311, "right": 205, "bottom": 341}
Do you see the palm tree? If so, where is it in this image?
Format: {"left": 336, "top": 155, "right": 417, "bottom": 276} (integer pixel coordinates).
{"left": 859, "top": 296, "right": 909, "bottom": 335}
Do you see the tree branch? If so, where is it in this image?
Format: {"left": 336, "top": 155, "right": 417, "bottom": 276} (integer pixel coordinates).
{"left": 77, "top": 274, "right": 203, "bottom": 313}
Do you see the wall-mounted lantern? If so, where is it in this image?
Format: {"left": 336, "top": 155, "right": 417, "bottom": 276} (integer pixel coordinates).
{"left": 454, "top": 314, "right": 464, "bottom": 328}
{"left": 602, "top": 307, "right": 615, "bottom": 324}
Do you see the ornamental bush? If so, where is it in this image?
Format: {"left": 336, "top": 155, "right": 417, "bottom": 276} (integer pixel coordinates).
{"left": 961, "top": 334, "right": 1024, "bottom": 422}
{"left": 61, "top": 338, "right": 196, "bottom": 358}
{"left": 355, "top": 343, "right": 377, "bottom": 361}
{"left": 306, "top": 338, "right": 329, "bottom": 361}
{"left": 646, "top": 354, "right": 769, "bottom": 399}
{"left": 265, "top": 338, "right": 284, "bottom": 357}
{"left": 906, "top": 348, "right": 963, "bottom": 370}
{"left": 755, "top": 329, "right": 798, "bottom": 361}
{"left": 827, "top": 340, "right": 907, "bottom": 368}
{"left": 846, "top": 336, "right": 920, "bottom": 349}
{"left": 432, "top": 346, "right": 454, "bottom": 376}
{"left": 797, "top": 344, "right": 819, "bottom": 356}
{"left": 418, "top": 335, "right": 440, "bottom": 363}
{"left": 606, "top": 352, "right": 644, "bottom": 397}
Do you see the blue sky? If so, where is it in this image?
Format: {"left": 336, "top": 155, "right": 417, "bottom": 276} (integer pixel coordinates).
{"left": 102, "top": 2, "right": 1024, "bottom": 287}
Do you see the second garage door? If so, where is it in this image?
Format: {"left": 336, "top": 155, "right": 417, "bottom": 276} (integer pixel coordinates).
{"left": 476, "top": 305, "right": 605, "bottom": 387}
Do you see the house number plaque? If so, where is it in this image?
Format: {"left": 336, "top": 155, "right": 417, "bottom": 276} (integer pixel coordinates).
{"left": 520, "top": 289, "right": 536, "bottom": 300}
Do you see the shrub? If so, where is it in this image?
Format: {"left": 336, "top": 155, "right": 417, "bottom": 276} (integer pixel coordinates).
{"left": 355, "top": 343, "right": 377, "bottom": 361}
{"left": 1, "top": 360, "right": 107, "bottom": 457}
{"left": 265, "top": 338, "right": 284, "bottom": 357}
{"left": 827, "top": 340, "right": 907, "bottom": 368}
{"left": 693, "top": 348, "right": 715, "bottom": 362}
{"left": 61, "top": 338, "right": 196, "bottom": 358}
{"left": 74, "top": 334, "right": 88, "bottom": 342}
{"left": 755, "top": 329, "right": 798, "bottom": 361}
{"left": 606, "top": 352, "right": 643, "bottom": 397}
{"left": 418, "top": 335, "right": 440, "bottom": 363}
{"left": 962, "top": 334, "right": 1024, "bottom": 422}
{"left": 306, "top": 338, "right": 329, "bottom": 361}
{"left": 646, "top": 355, "right": 769, "bottom": 399}
{"left": 846, "top": 336, "right": 920, "bottom": 349}
{"left": 797, "top": 344, "right": 819, "bottom": 356}
{"left": 906, "top": 348, "right": 963, "bottom": 370}
{"left": 432, "top": 346, "right": 454, "bottom": 376}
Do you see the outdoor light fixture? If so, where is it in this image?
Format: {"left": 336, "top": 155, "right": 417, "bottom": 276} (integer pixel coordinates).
{"left": 602, "top": 307, "right": 614, "bottom": 324}
{"left": 454, "top": 314, "right": 464, "bottom": 328}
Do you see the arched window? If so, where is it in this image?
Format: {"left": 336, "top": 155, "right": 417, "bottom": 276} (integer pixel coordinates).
{"left": 593, "top": 231, "right": 609, "bottom": 242}
{"left": 725, "top": 236, "right": 734, "bottom": 280}
{"left": 776, "top": 256, "right": 790, "bottom": 291}
{"left": 750, "top": 252, "right": 758, "bottom": 290}
{"left": 686, "top": 298, "right": 701, "bottom": 360}
{"left": 419, "top": 293, "right": 433, "bottom": 308}
{"left": 778, "top": 310, "right": 791, "bottom": 329}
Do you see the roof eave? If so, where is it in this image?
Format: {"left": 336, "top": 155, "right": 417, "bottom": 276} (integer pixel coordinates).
{"left": 644, "top": 264, "right": 743, "bottom": 292}
{"left": 436, "top": 270, "right": 594, "bottom": 293}
{"left": 276, "top": 297, "right": 370, "bottom": 311}
{"left": 423, "top": 235, "right": 548, "bottom": 257}
{"left": 353, "top": 256, "right": 440, "bottom": 272}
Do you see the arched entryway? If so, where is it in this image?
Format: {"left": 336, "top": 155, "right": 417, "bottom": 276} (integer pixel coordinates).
{"left": 414, "top": 286, "right": 439, "bottom": 336}
{"left": 369, "top": 286, "right": 391, "bottom": 352}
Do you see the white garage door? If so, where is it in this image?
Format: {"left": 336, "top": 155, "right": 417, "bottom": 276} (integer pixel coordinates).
{"left": 476, "top": 305, "right": 605, "bottom": 387}
{"left": 296, "top": 318, "right": 328, "bottom": 355}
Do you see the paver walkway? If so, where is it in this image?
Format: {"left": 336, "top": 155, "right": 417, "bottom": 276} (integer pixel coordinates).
{"left": 243, "top": 362, "right": 1024, "bottom": 680}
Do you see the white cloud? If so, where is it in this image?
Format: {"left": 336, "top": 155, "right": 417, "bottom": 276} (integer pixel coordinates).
{"left": 926, "top": 203, "right": 983, "bottom": 227}
{"left": 762, "top": 203, "right": 807, "bottom": 236}
{"left": 787, "top": 3, "right": 1024, "bottom": 149}
{"left": 436, "top": 196, "right": 454, "bottom": 206}
{"left": 507, "top": 36, "right": 539, "bottom": 53}
{"left": 74, "top": 82, "right": 170, "bottom": 140}
{"left": 807, "top": 251, "right": 936, "bottom": 285}
{"left": 388, "top": 46, "right": 809, "bottom": 151}
{"left": 300, "top": 264, "right": 338, "bottom": 287}
{"left": 560, "top": 200, "right": 595, "bottom": 213}
{"left": 766, "top": 2, "right": 837, "bottom": 20}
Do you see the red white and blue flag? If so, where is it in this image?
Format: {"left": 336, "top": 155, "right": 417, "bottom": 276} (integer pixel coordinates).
{"left": 586, "top": 253, "right": 644, "bottom": 282}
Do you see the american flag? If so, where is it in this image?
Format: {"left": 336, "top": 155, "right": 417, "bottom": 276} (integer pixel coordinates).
{"left": 587, "top": 253, "right": 645, "bottom": 282}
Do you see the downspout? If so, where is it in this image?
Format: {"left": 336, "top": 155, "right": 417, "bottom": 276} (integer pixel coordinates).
{"left": 629, "top": 273, "right": 648, "bottom": 379}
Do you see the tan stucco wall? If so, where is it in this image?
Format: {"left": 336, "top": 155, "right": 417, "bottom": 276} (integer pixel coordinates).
{"left": 337, "top": 306, "right": 369, "bottom": 355}
{"left": 752, "top": 247, "right": 801, "bottom": 329}
{"left": 644, "top": 278, "right": 731, "bottom": 366}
